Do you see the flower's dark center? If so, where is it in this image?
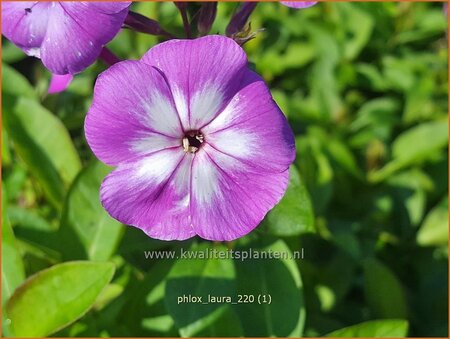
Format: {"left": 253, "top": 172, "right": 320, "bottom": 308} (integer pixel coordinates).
{"left": 182, "top": 131, "right": 204, "bottom": 153}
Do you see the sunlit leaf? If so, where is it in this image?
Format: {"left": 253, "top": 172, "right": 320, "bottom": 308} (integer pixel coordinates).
{"left": 325, "top": 319, "right": 409, "bottom": 337}
{"left": 59, "top": 161, "right": 123, "bottom": 261}
{"left": 417, "top": 197, "right": 448, "bottom": 246}
{"left": 264, "top": 166, "right": 315, "bottom": 236}
{"left": 3, "top": 97, "right": 81, "bottom": 209}
{"left": 6, "top": 261, "right": 115, "bottom": 337}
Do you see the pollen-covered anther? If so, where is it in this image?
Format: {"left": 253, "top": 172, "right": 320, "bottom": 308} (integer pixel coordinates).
{"left": 182, "top": 131, "right": 204, "bottom": 153}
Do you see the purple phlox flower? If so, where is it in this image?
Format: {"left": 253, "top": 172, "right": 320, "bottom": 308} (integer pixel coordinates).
{"left": 281, "top": 1, "right": 318, "bottom": 9}
{"left": 1, "top": 1, "right": 131, "bottom": 75}
{"left": 85, "top": 35, "right": 295, "bottom": 241}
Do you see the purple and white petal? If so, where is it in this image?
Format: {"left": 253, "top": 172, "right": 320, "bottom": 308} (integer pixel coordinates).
{"left": 85, "top": 35, "right": 296, "bottom": 241}
{"left": 1, "top": 2, "right": 130, "bottom": 75}
{"left": 40, "top": 2, "right": 129, "bottom": 74}
{"left": 141, "top": 35, "right": 249, "bottom": 130}
{"left": 88, "top": 2, "right": 131, "bottom": 13}
{"left": 190, "top": 144, "right": 290, "bottom": 241}
{"left": 281, "top": 1, "right": 318, "bottom": 9}
{"left": 1, "top": 2, "right": 50, "bottom": 54}
{"left": 100, "top": 149, "right": 195, "bottom": 241}
{"left": 85, "top": 60, "right": 183, "bottom": 166}
{"left": 203, "top": 70, "right": 295, "bottom": 173}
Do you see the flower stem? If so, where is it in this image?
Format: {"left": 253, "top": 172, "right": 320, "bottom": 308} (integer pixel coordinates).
{"left": 99, "top": 47, "right": 120, "bottom": 66}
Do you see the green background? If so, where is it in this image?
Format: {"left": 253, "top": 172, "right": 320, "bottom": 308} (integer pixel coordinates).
{"left": 2, "top": 2, "right": 448, "bottom": 337}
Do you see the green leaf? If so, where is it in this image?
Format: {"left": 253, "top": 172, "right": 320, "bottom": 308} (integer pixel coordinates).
{"left": 234, "top": 239, "right": 305, "bottom": 337}
{"left": 1, "top": 188, "right": 25, "bottom": 305}
{"left": 3, "top": 97, "right": 81, "bottom": 209}
{"left": 59, "top": 161, "right": 124, "bottom": 261}
{"left": 325, "top": 319, "right": 409, "bottom": 337}
{"left": 370, "top": 120, "right": 448, "bottom": 182}
{"left": 1, "top": 43, "right": 27, "bottom": 64}
{"left": 190, "top": 306, "right": 243, "bottom": 337}
{"left": 335, "top": 3, "right": 374, "bottom": 60}
{"left": 2, "top": 63, "right": 37, "bottom": 99}
{"left": 392, "top": 120, "right": 448, "bottom": 162}
{"left": 417, "top": 197, "right": 448, "bottom": 246}
{"left": 8, "top": 205, "right": 57, "bottom": 231}
{"left": 6, "top": 261, "right": 115, "bottom": 337}
{"left": 387, "top": 169, "right": 433, "bottom": 226}
{"left": 326, "top": 139, "right": 363, "bottom": 178}
{"left": 2, "top": 187, "right": 26, "bottom": 336}
{"left": 363, "top": 258, "right": 408, "bottom": 319}
{"left": 264, "top": 166, "right": 314, "bottom": 236}
{"left": 165, "top": 243, "right": 239, "bottom": 338}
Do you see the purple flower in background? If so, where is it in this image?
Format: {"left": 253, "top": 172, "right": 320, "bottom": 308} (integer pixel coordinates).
{"left": 281, "top": 1, "right": 317, "bottom": 9}
{"left": 1, "top": 2, "right": 131, "bottom": 75}
{"left": 48, "top": 73, "right": 73, "bottom": 94}
{"left": 85, "top": 35, "right": 295, "bottom": 241}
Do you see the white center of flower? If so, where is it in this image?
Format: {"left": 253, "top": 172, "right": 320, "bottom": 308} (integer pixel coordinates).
{"left": 182, "top": 131, "right": 204, "bottom": 153}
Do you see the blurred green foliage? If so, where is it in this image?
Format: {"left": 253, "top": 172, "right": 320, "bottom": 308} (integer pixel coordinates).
{"left": 1, "top": 2, "right": 448, "bottom": 338}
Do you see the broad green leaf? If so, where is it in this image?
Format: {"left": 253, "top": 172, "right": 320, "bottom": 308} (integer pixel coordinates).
{"left": 1, "top": 43, "right": 27, "bottom": 64}
{"left": 296, "top": 135, "right": 334, "bottom": 215}
{"left": 363, "top": 258, "right": 408, "bottom": 319}
{"left": 120, "top": 259, "right": 177, "bottom": 336}
{"left": 370, "top": 120, "right": 448, "bottom": 182}
{"left": 142, "top": 315, "right": 175, "bottom": 334}
{"left": 335, "top": 3, "right": 374, "bottom": 60}
{"left": 3, "top": 97, "right": 81, "bottom": 209}
{"left": 2, "top": 223, "right": 27, "bottom": 305}
{"left": 2, "top": 187, "right": 25, "bottom": 337}
{"left": 6, "top": 261, "right": 115, "bottom": 337}
{"left": 257, "top": 42, "right": 316, "bottom": 78}
{"left": 2, "top": 126, "right": 12, "bottom": 167}
{"left": 190, "top": 306, "right": 243, "bottom": 337}
{"left": 1, "top": 188, "right": 25, "bottom": 305}
{"left": 2, "top": 63, "right": 37, "bottom": 99}
{"left": 417, "top": 197, "right": 448, "bottom": 246}
{"left": 8, "top": 206, "right": 56, "bottom": 231}
{"left": 309, "top": 24, "right": 343, "bottom": 121}
{"left": 326, "top": 139, "right": 363, "bottom": 178}
{"left": 234, "top": 239, "right": 305, "bottom": 337}
{"left": 350, "top": 98, "right": 400, "bottom": 139}
{"left": 264, "top": 166, "right": 314, "bottom": 236}
{"left": 325, "top": 319, "right": 409, "bottom": 337}
{"left": 392, "top": 120, "right": 448, "bottom": 162}
{"left": 165, "top": 243, "right": 238, "bottom": 338}
{"left": 388, "top": 169, "right": 434, "bottom": 226}
{"left": 59, "top": 161, "right": 123, "bottom": 261}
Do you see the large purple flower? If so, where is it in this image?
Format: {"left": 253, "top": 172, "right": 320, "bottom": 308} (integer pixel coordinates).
{"left": 1, "top": 2, "right": 130, "bottom": 74}
{"left": 85, "top": 35, "right": 295, "bottom": 241}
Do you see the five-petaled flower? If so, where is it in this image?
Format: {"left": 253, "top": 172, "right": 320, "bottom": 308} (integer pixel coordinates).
{"left": 1, "top": 1, "right": 131, "bottom": 74}
{"left": 85, "top": 35, "right": 295, "bottom": 241}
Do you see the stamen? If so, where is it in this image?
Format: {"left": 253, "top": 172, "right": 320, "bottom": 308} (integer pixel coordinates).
{"left": 182, "top": 131, "right": 204, "bottom": 153}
